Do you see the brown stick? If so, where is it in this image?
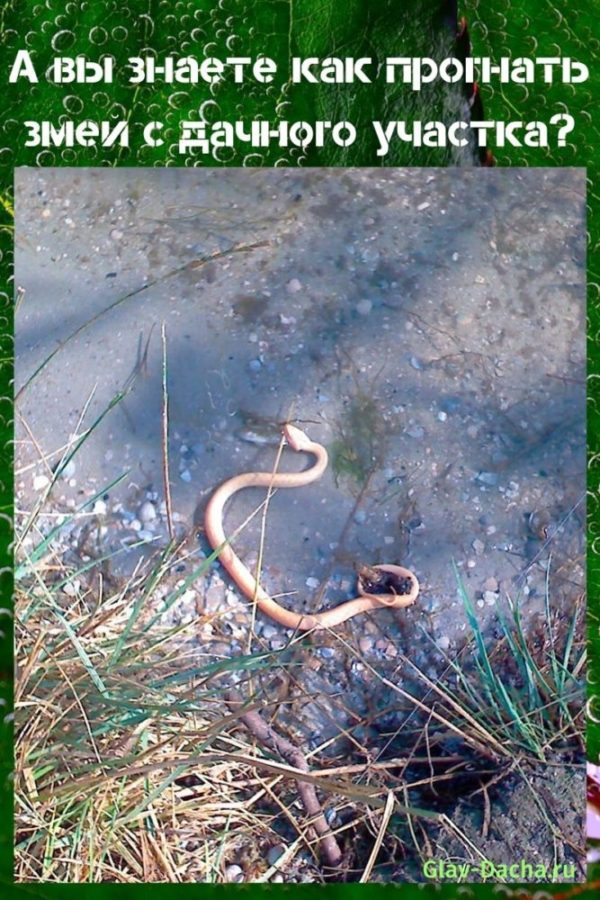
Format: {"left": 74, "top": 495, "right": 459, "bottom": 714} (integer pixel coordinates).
{"left": 225, "top": 690, "right": 343, "bottom": 869}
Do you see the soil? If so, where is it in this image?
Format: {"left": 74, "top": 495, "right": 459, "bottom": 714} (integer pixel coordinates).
{"left": 15, "top": 166, "right": 586, "bottom": 882}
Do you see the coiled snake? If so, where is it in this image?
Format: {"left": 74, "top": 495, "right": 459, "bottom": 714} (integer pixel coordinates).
{"left": 204, "top": 423, "right": 419, "bottom": 630}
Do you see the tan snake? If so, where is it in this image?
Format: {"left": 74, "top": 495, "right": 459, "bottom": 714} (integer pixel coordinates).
{"left": 204, "top": 423, "right": 419, "bottom": 630}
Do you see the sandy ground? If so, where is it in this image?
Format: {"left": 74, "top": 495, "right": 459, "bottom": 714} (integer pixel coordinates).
{"left": 15, "top": 166, "right": 586, "bottom": 880}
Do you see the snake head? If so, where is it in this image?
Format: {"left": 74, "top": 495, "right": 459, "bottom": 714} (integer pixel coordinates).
{"left": 282, "top": 423, "right": 312, "bottom": 451}
{"left": 357, "top": 564, "right": 419, "bottom": 608}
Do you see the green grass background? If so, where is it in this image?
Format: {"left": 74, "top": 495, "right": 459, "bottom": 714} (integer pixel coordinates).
{"left": 1, "top": 0, "right": 598, "bottom": 893}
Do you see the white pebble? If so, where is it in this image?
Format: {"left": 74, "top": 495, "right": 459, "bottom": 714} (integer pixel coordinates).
{"left": 138, "top": 501, "right": 157, "bottom": 523}
{"left": 356, "top": 299, "right": 372, "bottom": 316}
{"left": 224, "top": 864, "right": 244, "bottom": 882}
{"left": 286, "top": 277, "right": 302, "bottom": 293}
{"left": 62, "top": 579, "right": 80, "bottom": 597}
{"left": 436, "top": 635, "right": 450, "bottom": 651}
{"left": 93, "top": 499, "right": 107, "bottom": 516}
{"left": 33, "top": 474, "right": 50, "bottom": 491}
{"left": 306, "top": 577, "right": 319, "bottom": 589}
{"left": 60, "top": 460, "right": 76, "bottom": 478}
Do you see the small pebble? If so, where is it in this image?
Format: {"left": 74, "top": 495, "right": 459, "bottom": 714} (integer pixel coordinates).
{"left": 476, "top": 471, "right": 499, "bottom": 486}
{"left": 407, "top": 516, "right": 424, "bottom": 532}
{"left": 248, "top": 358, "right": 262, "bottom": 372}
{"left": 224, "top": 864, "right": 244, "bottom": 883}
{"left": 62, "top": 579, "right": 80, "bottom": 597}
{"left": 261, "top": 624, "right": 278, "bottom": 640}
{"left": 359, "top": 636, "right": 374, "bottom": 654}
{"left": 270, "top": 638, "right": 287, "bottom": 651}
{"left": 325, "top": 807, "right": 339, "bottom": 826}
{"left": 436, "top": 635, "right": 450, "bottom": 651}
{"left": 417, "top": 201, "right": 430, "bottom": 211}
{"left": 267, "top": 844, "right": 286, "bottom": 866}
{"left": 93, "top": 499, "right": 107, "bottom": 516}
{"left": 437, "top": 411, "right": 447, "bottom": 422}
{"left": 356, "top": 299, "right": 372, "bottom": 316}
{"left": 138, "top": 501, "right": 157, "bottom": 523}
{"left": 353, "top": 509, "right": 367, "bottom": 525}
{"left": 409, "top": 355, "right": 423, "bottom": 370}
{"left": 33, "top": 474, "right": 50, "bottom": 491}
{"left": 305, "top": 577, "right": 319, "bottom": 589}
{"left": 472, "top": 539, "right": 485, "bottom": 555}
{"left": 180, "top": 469, "right": 192, "bottom": 482}
{"left": 405, "top": 424, "right": 424, "bottom": 439}
{"left": 483, "top": 576, "right": 498, "bottom": 592}
{"left": 60, "top": 460, "right": 76, "bottom": 478}
{"left": 483, "top": 591, "right": 498, "bottom": 605}
{"left": 286, "top": 277, "right": 302, "bottom": 293}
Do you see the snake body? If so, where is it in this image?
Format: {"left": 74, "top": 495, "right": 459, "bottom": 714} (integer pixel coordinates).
{"left": 204, "top": 423, "right": 419, "bottom": 630}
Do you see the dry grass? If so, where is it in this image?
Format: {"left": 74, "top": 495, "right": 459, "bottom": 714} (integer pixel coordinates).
{"left": 14, "top": 503, "right": 422, "bottom": 882}
{"left": 14, "top": 394, "right": 586, "bottom": 883}
{"left": 15, "top": 521, "right": 585, "bottom": 882}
